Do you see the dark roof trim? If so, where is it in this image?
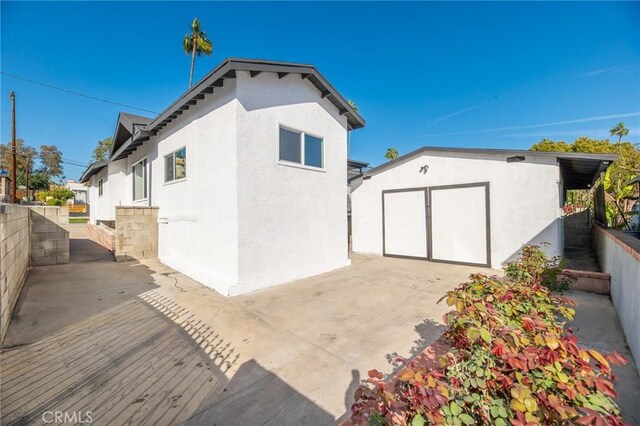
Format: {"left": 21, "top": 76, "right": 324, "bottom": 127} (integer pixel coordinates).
{"left": 109, "top": 112, "right": 153, "bottom": 157}
{"left": 363, "top": 146, "right": 618, "bottom": 178}
{"left": 79, "top": 160, "right": 109, "bottom": 183}
{"left": 109, "top": 58, "right": 365, "bottom": 162}
{"left": 348, "top": 159, "right": 370, "bottom": 168}
{"left": 143, "top": 58, "right": 365, "bottom": 136}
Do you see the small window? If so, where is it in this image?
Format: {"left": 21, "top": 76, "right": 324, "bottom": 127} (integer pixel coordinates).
{"left": 165, "top": 147, "right": 186, "bottom": 183}
{"left": 98, "top": 178, "right": 103, "bottom": 197}
{"left": 304, "top": 134, "right": 323, "bottom": 168}
{"left": 278, "top": 126, "right": 324, "bottom": 169}
{"left": 132, "top": 159, "right": 147, "bottom": 201}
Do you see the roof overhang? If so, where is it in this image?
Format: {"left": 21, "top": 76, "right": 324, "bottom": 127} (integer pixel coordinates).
{"left": 108, "top": 58, "right": 365, "bottom": 162}
{"left": 109, "top": 112, "right": 153, "bottom": 158}
{"left": 361, "top": 146, "right": 618, "bottom": 189}
{"left": 144, "top": 58, "right": 365, "bottom": 136}
{"left": 557, "top": 155, "right": 616, "bottom": 190}
{"left": 79, "top": 160, "right": 109, "bottom": 183}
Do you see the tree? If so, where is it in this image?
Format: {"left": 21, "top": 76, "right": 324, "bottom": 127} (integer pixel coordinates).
{"left": 39, "top": 144, "right": 64, "bottom": 182}
{"left": 27, "top": 172, "right": 50, "bottom": 191}
{"left": 609, "top": 122, "right": 629, "bottom": 142}
{"left": 92, "top": 137, "right": 113, "bottom": 162}
{"left": 0, "top": 138, "right": 37, "bottom": 185}
{"left": 0, "top": 139, "right": 37, "bottom": 174}
{"left": 385, "top": 147, "right": 399, "bottom": 160}
{"left": 531, "top": 136, "right": 640, "bottom": 228}
{"left": 183, "top": 18, "right": 213, "bottom": 88}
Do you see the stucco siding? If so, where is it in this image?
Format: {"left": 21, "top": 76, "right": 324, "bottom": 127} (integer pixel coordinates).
{"left": 351, "top": 152, "right": 562, "bottom": 268}
{"left": 151, "top": 80, "right": 240, "bottom": 294}
{"left": 233, "top": 71, "right": 350, "bottom": 294}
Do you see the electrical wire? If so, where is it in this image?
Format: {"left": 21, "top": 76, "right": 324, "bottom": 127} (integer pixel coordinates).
{"left": 1, "top": 71, "right": 159, "bottom": 115}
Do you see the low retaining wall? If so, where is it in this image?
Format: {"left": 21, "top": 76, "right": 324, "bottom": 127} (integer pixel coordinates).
{"left": 563, "top": 269, "right": 611, "bottom": 294}
{"left": 0, "top": 204, "right": 30, "bottom": 343}
{"left": 594, "top": 226, "right": 640, "bottom": 374}
{"left": 0, "top": 204, "right": 70, "bottom": 343}
{"left": 115, "top": 206, "right": 158, "bottom": 261}
{"left": 87, "top": 222, "right": 115, "bottom": 252}
{"left": 29, "top": 206, "right": 70, "bottom": 266}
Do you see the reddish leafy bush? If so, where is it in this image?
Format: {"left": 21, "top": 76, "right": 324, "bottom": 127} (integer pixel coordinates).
{"left": 350, "top": 245, "right": 627, "bottom": 426}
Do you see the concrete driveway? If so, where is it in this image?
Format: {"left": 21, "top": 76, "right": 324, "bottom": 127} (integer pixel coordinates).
{"left": 1, "top": 224, "right": 489, "bottom": 425}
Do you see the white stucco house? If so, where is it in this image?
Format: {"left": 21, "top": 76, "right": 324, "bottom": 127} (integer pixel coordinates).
{"left": 350, "top": 147, "right": 616, "bottom": 268}
{"left": 81, "top": 58, "right": 365, "bottom": 296}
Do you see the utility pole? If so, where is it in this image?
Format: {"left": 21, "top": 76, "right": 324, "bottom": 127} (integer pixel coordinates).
{"left": 10, "top": 91, "right": 17, "bottom": 204}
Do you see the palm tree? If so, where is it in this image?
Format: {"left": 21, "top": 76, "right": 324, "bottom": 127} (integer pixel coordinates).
{"left": 609, "top": 122, "right": 629, "bottom": 142}
{"left": 385, "top": 147, "right": 399, "bottom": 160}
{"left": 183, "top": 18, "right": 213, "bottom": 88}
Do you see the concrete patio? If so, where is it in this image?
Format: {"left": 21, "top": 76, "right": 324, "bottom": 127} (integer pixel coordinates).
{"left": 1, "top": 224, "right": 489, "bottom": 425}
{"left": 1, "top": 224, "right": 638, "bottom": 425}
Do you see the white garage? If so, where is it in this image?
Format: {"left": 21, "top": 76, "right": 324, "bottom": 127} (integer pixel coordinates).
{"left": 351, "top": 147, "right": 616, "bottom": 268}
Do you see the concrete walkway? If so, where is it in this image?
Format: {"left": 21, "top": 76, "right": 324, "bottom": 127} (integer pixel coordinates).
{"left": 1, "top": 224, "right": 489, "bottom": 425}
{"left": 566, "top": 290, "right": 640, "bottom": 425}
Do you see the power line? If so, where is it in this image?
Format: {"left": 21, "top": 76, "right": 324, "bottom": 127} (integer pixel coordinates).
{"left": 1, "top": 71, "right": 159, "bottom": 115}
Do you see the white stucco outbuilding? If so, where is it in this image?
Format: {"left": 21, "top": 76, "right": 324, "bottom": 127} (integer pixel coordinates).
{"left": 351, "top": 147, "right": 616, "bottom": 268}
{"left": 81, "top": 58, "right": 365, "bottom": 296}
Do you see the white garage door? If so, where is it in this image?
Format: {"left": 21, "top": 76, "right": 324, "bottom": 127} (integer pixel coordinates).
{"left": 383, "top": 189, "right": 428, "bottom": 259}
{"left": 429, "top": 184, "right": 490, "bottom": 266}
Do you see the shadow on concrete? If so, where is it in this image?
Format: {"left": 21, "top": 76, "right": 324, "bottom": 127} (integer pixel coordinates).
{"left": 69, "top": 236, "right": 115, "bottom": 263}
{"left": 0, "top": 289, "right": 333, "bottom": 426}
{"left": 3, "top": 224, "right": 158, "bottom": 346}
{"left": 385, "top": 318, "right": 446, "bottom": 369}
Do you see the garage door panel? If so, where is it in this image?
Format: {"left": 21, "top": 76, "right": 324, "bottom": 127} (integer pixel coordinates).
{"left": 383, "top": 190, "right": 427, "bottom": 259}
{"left": 430, "top": 185, "right": 489, "bottom": 266}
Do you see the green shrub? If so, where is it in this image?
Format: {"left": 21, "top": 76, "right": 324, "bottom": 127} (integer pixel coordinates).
{"left": 504, "top": 243, "right": 572, "bottom": 293}
{"left": 350, "top": 245, "right": 626, "bottom": 426}
{"left": 37, "top": 188, "right": 74, "bottom": 207}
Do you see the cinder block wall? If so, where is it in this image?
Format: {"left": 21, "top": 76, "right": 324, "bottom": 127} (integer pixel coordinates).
{"left": 29, "top": 206, "right": 70, "bottom": 266}
{"left": 87, "top": 222, "right": 115, "bottom": 252}
{"left": 0, "top": 204, "right": 30, "bottom": 343}
{"left": 115, "top": 207, "right": 158, "bottom": 261}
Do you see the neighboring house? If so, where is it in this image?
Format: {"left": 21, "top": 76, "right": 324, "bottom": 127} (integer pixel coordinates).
{"left": 81, "top": 58, "right": 365, "bottom": 296}
{"left": 65, "top": 180, "right": 88, "bottom": 204}
{"left": 350, "top": 147, "right": 616, "bottom": 268}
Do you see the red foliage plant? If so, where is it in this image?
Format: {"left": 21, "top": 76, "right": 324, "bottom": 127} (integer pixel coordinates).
{"left": 350, "top": 245, "right": 628, "bottom": 426}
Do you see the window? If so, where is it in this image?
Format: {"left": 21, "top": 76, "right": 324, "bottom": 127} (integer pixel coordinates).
{"left": 132, "top": 159, "right": 147, "bottom": 201}
{"left": 278, "top": 126, "right": 324, "bottom": 169}
{"left": 165, "top": 147, "right": 186, "bottom": 183}
{"left": 98, "top": 178, "right": 103, "bottom": 197}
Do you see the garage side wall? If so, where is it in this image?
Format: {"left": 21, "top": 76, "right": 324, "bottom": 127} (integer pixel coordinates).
{"left": 351, "top": 153, "right": 562, "bottom": 268}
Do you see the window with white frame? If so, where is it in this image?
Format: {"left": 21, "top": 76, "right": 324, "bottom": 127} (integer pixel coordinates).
{"left": 279, "top": 127, "right": 324, "bottom": 169}
{"left": 98, "top": 178, "right": 103, "bottom": 197}
{"left": 132, "top": 158, "right": 147, "bottom": 201}
{"left": 165, "top": 147, "right": 186, "bottom": 183}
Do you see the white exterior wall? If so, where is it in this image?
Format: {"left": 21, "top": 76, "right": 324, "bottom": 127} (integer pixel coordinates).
{"left": 85, "top": 71, "right": 351, "bottom": 296}
{"left": 594, "top": 228, "right": 640, "bottom": 374}
{"left": 149, "top": 80, "right": 240, "bottom": 294}
{"left": 233, "top": 71, "right": 350, "bottom": 295}
{"left": 351, "top": 152, "right": 563, "bottom": 268}
{"left": 87, "top": 159, "right": 127, "bottom": 224}
{"left": 88, "top": 168, "right": 108, "bottom": 224}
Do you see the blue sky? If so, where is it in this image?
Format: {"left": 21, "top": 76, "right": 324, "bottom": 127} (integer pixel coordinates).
{"left": 1, "top": 1, "right": 639, "bottom": 180}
